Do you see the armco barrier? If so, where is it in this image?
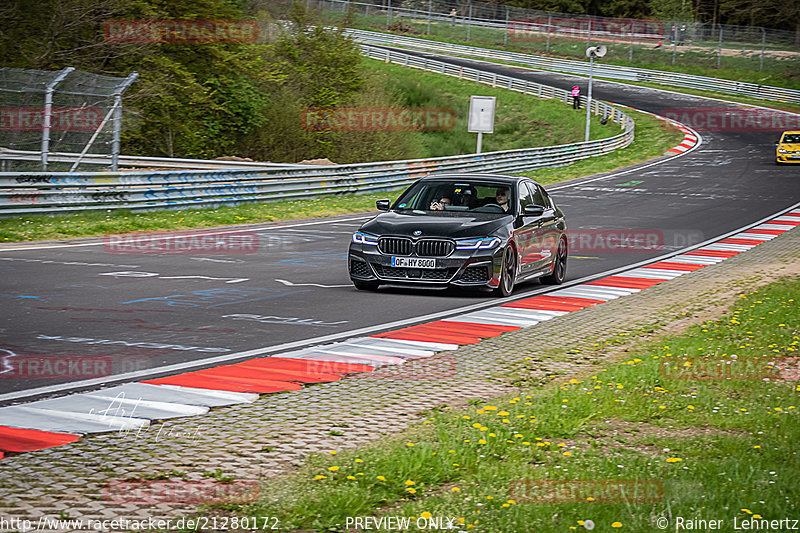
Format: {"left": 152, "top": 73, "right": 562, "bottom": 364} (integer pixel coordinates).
{"left": 0, "top": 45, "right": 633, "bottom": 216}
{"left": 347, "top": 29, "right": 800, "bottom": 105}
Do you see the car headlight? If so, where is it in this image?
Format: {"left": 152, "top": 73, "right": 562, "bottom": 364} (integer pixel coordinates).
{"left": 455, "top": 237, "right": 501, "bottom": 250}
{"left": 352, "top": 232, "right": 379, "bottom": 245}
{"left": 778, "top": 148, "right": 788, "bottom": 153}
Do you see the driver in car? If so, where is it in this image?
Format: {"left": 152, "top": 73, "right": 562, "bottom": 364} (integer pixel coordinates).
{"left": 429, "top": 197, "right": 452, "bottom": 210}
{"left": 495, "top": 187, "right": 510, "bottom": 212}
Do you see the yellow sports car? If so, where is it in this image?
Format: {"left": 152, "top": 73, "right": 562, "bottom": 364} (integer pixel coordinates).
{"left": 776, "top": 131, "right": 800, "bottom": 165}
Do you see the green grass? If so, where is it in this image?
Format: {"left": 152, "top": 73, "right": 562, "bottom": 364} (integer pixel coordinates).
{"left": 223, "top": 276, "right": 800, "bottom": 532}
{"left": 367, "top": 59, "right": 617, "bottom": 157}
{"left": 1, "top": 57, "right": 682, "bottom": 243}
{"left": 331, "top": 11, "right": 800, "bottom": 91}
{"left": 522, "top": 107, "right": 684, "bottom": 186}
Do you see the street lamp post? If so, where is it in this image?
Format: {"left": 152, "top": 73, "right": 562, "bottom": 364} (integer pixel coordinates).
{"left": 584, "top": 45, "right": 606, "bottom": 143}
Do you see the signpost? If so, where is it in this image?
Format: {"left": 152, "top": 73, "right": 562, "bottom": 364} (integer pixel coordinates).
{"left": 468, "top": 95, "right": 496, "bottom": 154}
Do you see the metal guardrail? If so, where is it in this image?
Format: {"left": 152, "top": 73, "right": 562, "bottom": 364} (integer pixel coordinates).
{"left": 347, "top": 29, "right": 800, "bottom": 105}
{"left": 0, "top": 45, "right": 633, "bottom": 216}
{"left": 0, "top": 148, "right": 313, "bottom": 170}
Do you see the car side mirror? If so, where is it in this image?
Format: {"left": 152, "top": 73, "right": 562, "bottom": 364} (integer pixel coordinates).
{"left": 524, "top": 205, "right": 544, "bottom": 216}
{"left": 376, "top": 199, "right": 391, "bottom": 211}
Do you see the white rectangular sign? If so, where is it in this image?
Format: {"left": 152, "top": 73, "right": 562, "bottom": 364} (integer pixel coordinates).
{"left": 468, "top": 95, "right": 496, "bottom": 133}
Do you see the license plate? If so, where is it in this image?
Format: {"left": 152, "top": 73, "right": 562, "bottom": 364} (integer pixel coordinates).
{"left": 391, "top": 257, "right": 436, "bottom": 269}
{"left": 792, "top": 155, "right": 800, "bottom": 159}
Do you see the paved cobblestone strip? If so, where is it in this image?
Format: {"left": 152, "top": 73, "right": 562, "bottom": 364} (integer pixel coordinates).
{"left": 0, "top": 214, "right": 798, "bottom": 529}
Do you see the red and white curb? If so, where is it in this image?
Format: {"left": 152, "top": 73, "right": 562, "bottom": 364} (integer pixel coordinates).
{"left": 0, "top": 208, "right": 798, "bottom": 458}
{"left": 667, "top": 123, "right": 699, "bottom": 154}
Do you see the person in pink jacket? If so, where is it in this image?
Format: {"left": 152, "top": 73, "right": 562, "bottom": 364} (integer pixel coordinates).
{"left": 571, "top": 85, "right": 581, "bottom": 109}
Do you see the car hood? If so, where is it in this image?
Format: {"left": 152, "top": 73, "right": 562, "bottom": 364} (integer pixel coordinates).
{"left": 778, "top": 143, "right": 800, "bottom": 151}
{"left": 360, "top": 211, "right": 511, "bottom": 239}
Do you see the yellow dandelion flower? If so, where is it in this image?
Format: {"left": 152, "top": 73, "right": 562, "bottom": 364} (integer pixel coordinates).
{"left": 328, "top": 466, "right": 339, "bottom": 471}
{"left": 377, "top": 475, "right": 386, "bottom": 481}
{"left": 406, "top": 487, "right": 417, "bottom": 494}
{"left": 314, "top": 475, "right": 327, "bottom": 480}
{"left": 355, "top": 458, "right": 363, "bottom": 463}
{"left": 420, "top": 512, "right": 432, "bottom": 519}
{"left": 666, "top": 458, "right": 683, "bottom": 463}
{"left": 346, "top": 475, "right": 356, "bottom": 480}
{"left": 405, "top": 480, "right": 415, "bottom": 486}
{"left": 451, "top": 487, "right": 461, "bottom": 492}
{"left": 612, "top": 522, "right": 622, "bottom": 528}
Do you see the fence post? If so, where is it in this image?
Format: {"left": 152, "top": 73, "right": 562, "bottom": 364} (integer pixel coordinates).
{"left": 40, "top": 67, "right": 74, "bottom": 171}
{"left": 672, "top": 21, "right": 678, "bottom": 64}
{"left": 760, "top": 28, "right": 765, "bottom": 71}
{"left": 629, "top": 23, "right": 634, "bottom": 61}
{"left": 546, "top": 13, "right": 551, "bottom": 52}
{"left": 717, "top": 26, "right": 723, "bottom": 68}
{"left": 504, "top": 7, "right": 509, "bottom": 46}
{"left": 467, "top": 3, "right": 472, "bottom": 40}
{"left": 427, "top": 0, "right": 431, "bottom": 35}
{"left": 586, "top": 17, "right": 592, "bottom": 46}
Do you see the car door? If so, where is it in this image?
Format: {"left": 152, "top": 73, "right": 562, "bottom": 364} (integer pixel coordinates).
{"left": 529, "top": 182, "right": 560, "bottom": 267}
{"left": 515, "top": 182, "right": 547, "bottom": 275}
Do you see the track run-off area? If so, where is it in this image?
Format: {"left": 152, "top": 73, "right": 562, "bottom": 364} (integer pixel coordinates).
{"left": 0, "top": 42, "right": 798, "bottom": 453}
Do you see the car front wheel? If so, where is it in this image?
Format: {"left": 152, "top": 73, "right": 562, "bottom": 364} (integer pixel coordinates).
{"left": 495, "top": 246, "right": 517, "bottom": 297}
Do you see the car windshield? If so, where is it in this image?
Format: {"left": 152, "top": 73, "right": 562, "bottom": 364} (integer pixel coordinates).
{"left": 781, "top": 134, "right": 800, "bottom": 143}
{"left": 393, "top": 180, "right": 516, "bottom": 216}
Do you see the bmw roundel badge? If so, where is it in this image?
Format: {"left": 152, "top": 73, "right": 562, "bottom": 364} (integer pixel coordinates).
{"left": 413, "top": 230, "right": 422, "bottom": 237}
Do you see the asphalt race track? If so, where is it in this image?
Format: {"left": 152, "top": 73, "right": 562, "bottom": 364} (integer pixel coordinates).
{"left": 1, "top": 51, "right": 798, "bottom": 402}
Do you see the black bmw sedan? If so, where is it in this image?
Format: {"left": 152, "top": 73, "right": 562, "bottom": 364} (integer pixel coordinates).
{"left": 348, "top": 173, "right": 568, "bottom": 296}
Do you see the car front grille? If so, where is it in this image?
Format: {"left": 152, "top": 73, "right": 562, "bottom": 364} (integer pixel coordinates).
{"left": 374, "top": 265, "right": 455, "bottom": 281}
{"left": 421, "top": 268, "right": 452, "bottom": 280}
{"left": 379, "top": 237, "right": 412, "bottom": 256}
{"left": 378, "top": 237, "right": 454, "bottom": 257}
{"left": 416, "top": 239, "right": 455, "bottom": 257}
